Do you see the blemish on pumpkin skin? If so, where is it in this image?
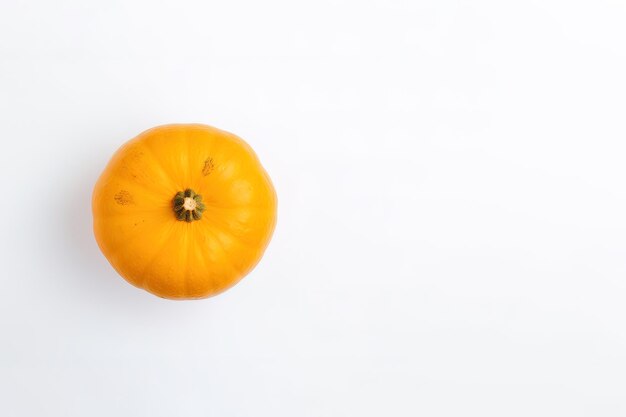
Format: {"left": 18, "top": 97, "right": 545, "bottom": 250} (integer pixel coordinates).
{"left": 202, "top": 157, "right": 215, "bottom": 176}
{"left": 114, "top": 190, "right": 134, "bottom": 205}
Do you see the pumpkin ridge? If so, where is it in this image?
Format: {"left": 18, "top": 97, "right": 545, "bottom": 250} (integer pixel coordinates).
{"left": 103, "top": 216, "right": 170, "bottom": 272}
{"left": 138, "top": 221, "right": 178, "bottom": 293}
{"left": 198, "top": 211, "right": 260, "bottom": 251}
{"left": 138, "top": 140, "right": 180, "bottom": 191}
{"left": 197, "top": 220, "right": 243, "bottom": 277}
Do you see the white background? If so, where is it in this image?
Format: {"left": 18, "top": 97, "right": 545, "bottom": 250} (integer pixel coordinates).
{"left": 2, "top": 0, "right": 626, "bottom": 415}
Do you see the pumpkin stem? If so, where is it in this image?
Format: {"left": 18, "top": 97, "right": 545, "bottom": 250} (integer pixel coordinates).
{"left": 172, "top": 189, "right": 205, "bottom": 222}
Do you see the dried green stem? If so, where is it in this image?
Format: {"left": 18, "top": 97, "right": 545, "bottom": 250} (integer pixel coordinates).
{"left": 173, "top": 189, "right": 205, "bottom": 222}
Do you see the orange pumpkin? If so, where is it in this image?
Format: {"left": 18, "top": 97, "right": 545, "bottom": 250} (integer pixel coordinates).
{"left": 92, "top": 124, "right": 277, "bottom": 299}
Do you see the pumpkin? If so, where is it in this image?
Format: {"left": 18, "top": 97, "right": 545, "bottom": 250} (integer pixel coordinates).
{"left": 92, "top": 124, "right": 277, "bottom": 299}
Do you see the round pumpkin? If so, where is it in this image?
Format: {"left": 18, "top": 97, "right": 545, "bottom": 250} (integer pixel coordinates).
{"left": 92, "top": 124, "right": 277, "bottom": 299}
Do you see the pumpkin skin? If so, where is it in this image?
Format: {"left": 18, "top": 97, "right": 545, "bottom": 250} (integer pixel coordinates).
{"left": 92, "top": 124, "right": 277, "bottom": 299}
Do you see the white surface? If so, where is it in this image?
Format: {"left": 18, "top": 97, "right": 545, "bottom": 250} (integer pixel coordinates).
{"left": 2, "top": 1, "right": 626, "bottom": 415}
